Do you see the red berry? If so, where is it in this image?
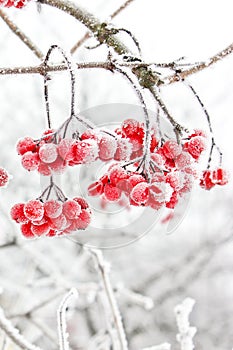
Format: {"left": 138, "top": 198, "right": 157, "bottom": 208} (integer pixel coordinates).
{"left": 184, "top": 136, "right": 206, "bottom": 160}
{"left": 39, "top": 143, "right": 58, "bottom": 163}
{"left": 109, "top": 166, "right": 129, "bottom": 186}
{"left": 49, "top": 214, "right": 67, "bottom": 230}
{"left": 128, "top": 174, "right": 146, "bottom": 188}
{"left": 21, "top": 151, "right": 40, "bottom": 171}
{"left": 73, "top": 197, "right": 89, "bottom": 209}
{"left": 166, "top": 191, "right": 178, "bottom": 209}
{"left": 10, "top": 203, "right": 28, "bottom": 223}
{"left": 81, "top": 129, "right": 99, "bottom": 141}
{"left": 88, "top": 181, "right": 104, "bottom": 196}
{"left": 42, "top": 129, "right": 55, "bottom": 142}
{"left": 0, "top": 168, "right": 9, "bottom": 187}
{"left": 49, "top": 156, "right": 67, "bottom": 174}
{"left": 114, "top": 138, "right": 132, "bottom": 161}
{"left": 72, "top": 139, "right": 98, "bottom": 164}
{"left": 175, "top": 151, "right": 193, "bottom": 169}
{"left": 58, "top": 139, "right": 74, "bottom": 161}
{"left": 44, "top": 200, "right": 63, "bottom": 219}
{"left": 24, "top": 200, "right": 44, "bottom": 221}
{"left": 212, "top": 168, "right": 228, "bottom": 186}
{"left": 200, "top": 170, "right": 215, "bottom": 190}
{"left": 73, "top": 209, "right": 91, "bottom": 230}
{"left": 98, "top": 135, "right": 117, "bottom": 161}
{"left": 165, "top": 172, "right": 180, "bottom": 190}
{"left": 63, "top": 200, "right": 81, "bottom": 219}
{"left": 31, "top": 222, "right": 50, "bottom": 236}
{"left": 16, "top": 137, "right": 36, "bottom": 155}
{"left": 20, "top": 222, "right": 34, "bottom": 238}
{"left": 130, "top": 182, "right": 149, "bottom": 205}
{"left": 104, "top": 183, "right": 121, "bottom": 201}
{"left": 122, "top": 119, "right": 140, "bottom": 137}
{"left": 37, "top": 162, "right": 51, "bottom": 176}
{"left": 162, "top": 140, "right": 182, "bottom": 159}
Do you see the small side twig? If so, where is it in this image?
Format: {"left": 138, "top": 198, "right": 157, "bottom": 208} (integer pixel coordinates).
{"left": 0, "top": 307, "right": 43, "bottom": 350}
{"left": 90, "top": 249, "right": 128, "bottom": 350}
{"left": 57, "top": 288, "right": 78, "bottom": 350}
{"left": 174, "top": 298, "right": 196, "bottom": 350}
{"left": 0, "top": 10, "right": 43, "bottom": 60}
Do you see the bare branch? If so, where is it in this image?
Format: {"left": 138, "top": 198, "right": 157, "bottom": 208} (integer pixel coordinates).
{"left": 0, "top": 10, "right": 44, "bottom": 60}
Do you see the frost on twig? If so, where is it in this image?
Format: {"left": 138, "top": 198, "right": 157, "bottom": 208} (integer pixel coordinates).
{"left": 90, "top": 249, "right": 128, "bottom": 350}
{"left": 116, "top": 283, "right": 154, "bottom": 310}
{"left": 142, "top": 343, "right": 171, "bottom": 350}
{"left": 57, "top": 288, "right": 78, "bottom": 350}
{"left": 0, "top": 306, "right": 43, "bottom": 350}
{"left": 174, "top": 298, "right": 197, "bottom": 350}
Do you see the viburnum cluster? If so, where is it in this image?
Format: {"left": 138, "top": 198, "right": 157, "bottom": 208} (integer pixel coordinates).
{"left": 10, "top": 197, "right": 91, "bottom": 239}
{"left": 12, "top": 116, "right": 229, "bottom": 238}
{"left": 16, "top": 127, "right": 132, "bottom": 176}
{"left": 0, "top": 0, "right": 30, "bottom": 8}
{"left": 87, "top": 120, "right": 228, "bottom": 209}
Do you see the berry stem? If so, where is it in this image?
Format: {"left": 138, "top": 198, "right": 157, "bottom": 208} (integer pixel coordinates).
{"left": 43, "top": 45, "right": 77, "bottom": 128}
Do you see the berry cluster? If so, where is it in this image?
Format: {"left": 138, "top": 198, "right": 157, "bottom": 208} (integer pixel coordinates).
{"left": 17, "top": 128, "right": 132, "bottom": 175}
{"left": 0, "top": 167, "right": 10, "bottom": 188}
{"left": 200, "top": 168, "right": 228, "bottom": 190}
{"left": 87, "top": 122, "right": 228, "bottom": 210}
{"left": 10, "top": 197, "right": 91, "bottom": 239}
{"left": 0, "top": 0, "right": 30, "bottom": 8}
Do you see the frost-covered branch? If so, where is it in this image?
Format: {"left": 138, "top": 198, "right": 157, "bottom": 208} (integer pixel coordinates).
{"left": 90, "top": 249, "right": 128, "bottom": 350}
{"left": 0, "top": 306, "right": 43, "bottom": 350}
{"left": 174, "top": 298, "right": 196, "bottom": 350}
{"left": 57, "top": 288, "right": 78, "bottom": 350}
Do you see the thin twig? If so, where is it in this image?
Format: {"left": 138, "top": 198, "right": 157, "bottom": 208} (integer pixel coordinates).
{"left": 90, "top": 249, "right": 128, "bottom": 350}
{"left": 0, "top": 10, "right": 43, "bottom": 60}
{"left": 164, "top": 42, "right": 233, "bottom": 84}
{"left": 70, "top": 0, "right": 135, "bottom": 54}
{"left": 57, "top": 288, "right": 78, "bottom": 350}
{"left": 0, "top": 307, "right": 43, "bottom": 350}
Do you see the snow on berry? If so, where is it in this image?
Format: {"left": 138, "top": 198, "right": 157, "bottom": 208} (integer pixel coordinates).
{"left": 130, "top": 182, "right": 149, "bottom": 205}
{"left": 10, "top": 203, "right": 28, "bottom": 223}
{"left": 0, "top": 167, "right": 9, "bottom": 187}
{"left": 31, "top": 222, "right": 50, "bottom": 236}
{"left": 73, "top": 209, "right": 91, "bottom": 230}
{"left": 24, "top": 200, "right": 44, "bottom": 221}
{"left": 114, "top": 137, "right": 132, "bottom": 161}
{"left": 184, "top": 136, "right": 206, "bottom": 160}
{"left": 49, "top": 214, "right": 68, "bottom": 231}
{"left": 58, "top": 139, "right": 74, "bottom": 161}
{"left": 49, "top": 156, "right": 67, "bottom": 174}
{"left": 175, "top": 151, "right": 193, "bottom": 169}
{"left": 20, "top": 222, "right": 34, "bottom": 238}
{"left": 104, "top": 183, "right": 121, "bottom": 201}
{"left": 63, "top": 200, "right": 81, "bottom": 219}
{"left": 72, "top": 139, "right": 98, "bottom": 164}
{"left": 162, "top": 140, "right": 182, "bottom": 159}
{"left": 73, "top": 197, "right": 89, "bottom": 210}
{"left": 109, "top": 165, "right": 129, "bottom": 186}
{"left": 16, "top": 137, "right": 36, "bottom": 155}
{"left": 37, "top": 162, "right": 51, "bottom": 176}
{"left": 88, "top": 181, "right": 104, "bottom": 196}
{"left": 98, "top": 134, "right": 117, "bottom": 161}
{"left": 212, "top": 168, "right": 228, "bottom": 186}
{"left": 21, "top": 151, "right": 40, "bottom": 171}
{"left": 39, "top": 143, "right": 58, "bottom": 163}
{"left": 44, "top": 200, "right": 63, "bottom": 219}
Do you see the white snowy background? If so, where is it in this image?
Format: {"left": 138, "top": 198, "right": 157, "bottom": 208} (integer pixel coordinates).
{"left": 0, "top": 0, "right": 233, "bottom": 349}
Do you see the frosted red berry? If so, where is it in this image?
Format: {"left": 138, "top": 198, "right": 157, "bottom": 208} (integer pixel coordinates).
{"left": 98, "top": 134, "right": 117, "bottom": 161}
{"left": 104, "top": 183, "right": 121, "bottom": 201}
{"left": 16, "top": 137, "right": 36, "bottom": 155}
{"left": 24, "top": 200, "right": 44, "bottom": 221}
{"left": 130, "top": 182, "right": 149, "bottom": 205}
{"left": 44, "top": 200, "right": 63, "bottom": 219}
{"left": 162, "top": 140, "right": 182, "bottom": 159}
{"left": 39, "top": 143, "right": 58, "bottom": 164}
{"left": 21, "top": 151, "right": 40, "bottom": 171}
{"left": 88, "top": 181, "right": 104, "bottom": 196}
{"left": 20, "top": 222, "right": 34, "bottom": 238}
{"left": 184, "top": 136, "right": 206, "bottom": 160}
{"left": 10, "top": 203, "right": 28, "bottom": 223}
{"left": 31, "top": 222, "right": 50, "bottom": 236}
{"left": 0, "top": 167, "right": 9, "bottom": 187}
{"left": 63, "top": 200, "right": 81, "bottom": 219}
